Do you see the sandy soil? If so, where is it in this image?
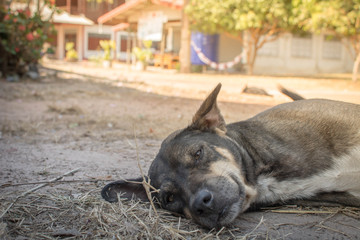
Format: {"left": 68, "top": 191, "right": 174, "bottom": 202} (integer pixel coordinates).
{"left": 1, "top": 60, "right": 359, "bottom": 239}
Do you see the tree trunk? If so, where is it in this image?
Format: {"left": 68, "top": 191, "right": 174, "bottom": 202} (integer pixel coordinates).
{"left": 243, "top": 30, "right": 260, "bottom": 75}
{"left": 247, "top": 58, "right": 254, "bottom": 75}
{"left": 352, "top": 52, "right": 360, "bottom": 82}
{"left": 246, "top": 41, "right": 257, "bottom": 75}
{"left": 179, "top": 0, "right": 191, "bottom": 73}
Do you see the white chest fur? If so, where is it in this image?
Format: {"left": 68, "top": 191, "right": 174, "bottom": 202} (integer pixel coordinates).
{"left": 255, "top": 146, "right": 360, "bottom": 204}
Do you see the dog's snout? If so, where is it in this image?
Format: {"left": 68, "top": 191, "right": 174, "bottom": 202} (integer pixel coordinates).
{"left": 192, "top": 190, "right": 214, "bottom": 215}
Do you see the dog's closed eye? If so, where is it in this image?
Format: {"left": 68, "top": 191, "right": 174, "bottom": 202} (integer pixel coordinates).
{"left": 194, "top": 148, "right": 203, "bottom": 162}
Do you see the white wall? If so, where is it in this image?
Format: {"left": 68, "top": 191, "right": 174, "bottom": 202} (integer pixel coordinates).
{"left": 84, "top": 25, "right": 114, "bottom": 59}
{"left": 253, "top": 33, "right": 353, "bottom": 74}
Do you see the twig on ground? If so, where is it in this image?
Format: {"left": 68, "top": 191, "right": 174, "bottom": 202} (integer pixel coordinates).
{"left": 240, "top": 216, "right": 265, "bottom": 240}
{"left": 0, "top": 178, "right": 111, "bottom": 188}
{"left": 216, "top": 226, "right": 225, "bottom": 239}
{"left": 270, "top": 209, "right": 337, "bottom": 214}
{"left": 315, "top": 224, "right": 351, "bottom": 238}
{"left": 317, "top": 211, "right": 339, "bottom": 226}
{"left": 133, "top": 125, "right": 159, "bottom": 217}
{"left": 0, "top": 168, "right": 80, "bottom": 219}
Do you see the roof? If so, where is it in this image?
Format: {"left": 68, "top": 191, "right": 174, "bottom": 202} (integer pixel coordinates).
{"left": 42, "top": 6, "right": 94, "bottom": 25}
{"left": 112, "top": 22, "right": 130, "bottom": 32}
{"left": 98, "top": 0, "right": 183, "bottom": 25}
{"left": 52, "top": 11, "right": 94, "bottom": 25}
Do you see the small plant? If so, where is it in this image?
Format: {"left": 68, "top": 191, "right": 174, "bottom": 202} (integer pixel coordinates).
{"left": 99, "top": 40, "right": 115, "bottom": 61}
{"left": 65, "top": 42, "right": 78, "bottom": 61}
{"left": 132, "top": 40, "right": 152, "bottom": 70}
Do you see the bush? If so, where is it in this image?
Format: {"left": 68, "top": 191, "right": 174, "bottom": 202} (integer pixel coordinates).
{"left": 99, "top": 40, "right": 115, "bottom": 61}
{"left": 132, "top": 40, "right": 153, "bottom": 64}
{"left": 65, "top": 42, "right": 78, "bottom": 61}
{"left": 0, "top": 5, "right": 56, "bottom": 77}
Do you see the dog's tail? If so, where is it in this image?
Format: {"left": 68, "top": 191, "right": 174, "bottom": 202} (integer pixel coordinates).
{"left": 278, "top": 85, "right": 305, "bottom": 101}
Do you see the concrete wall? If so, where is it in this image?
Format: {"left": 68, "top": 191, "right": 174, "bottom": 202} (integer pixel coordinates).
{"left": 254, "top": 33, "right": 353, "bottom": 74}
{"left": 218, "top": 34, "right": 243, "bottom": 64}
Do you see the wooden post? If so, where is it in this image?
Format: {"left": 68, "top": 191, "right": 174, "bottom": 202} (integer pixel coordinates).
{"left": 160, "top": 24, "right": 166, "bottom": 68}
{"left": 126, "top": 27, "right": 131, "bottom": 65}
{"left": 179, "top": 0, "right": 191, "bottom": 73}
{"left": 132, "top": 30, "right": 137, "bottom": 65}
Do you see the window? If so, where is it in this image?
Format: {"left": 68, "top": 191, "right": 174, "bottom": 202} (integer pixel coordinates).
{"left": 322, "top": 35, "right": 342, "bottom": 60}
{"left": 291, "top": 34, "right": 312, "bottom": 58}
{"left": 88, "top": 33, "right": 111, "bottom": 51}
{"left": 119, "top": 35, "right": 133, "bottom": 52}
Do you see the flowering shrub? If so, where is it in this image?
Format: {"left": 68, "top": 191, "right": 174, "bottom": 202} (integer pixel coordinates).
{"left": 65, "top": 42, "right": 78, "bottom": 61}
{"left": 0, "top": 5, "right": 56, "bottom": 77}
{"left": 99, "top": 40, "right": 116, "bottom": 61}
{"left": 132, "top": 40, "right": 153, "bottom": 63}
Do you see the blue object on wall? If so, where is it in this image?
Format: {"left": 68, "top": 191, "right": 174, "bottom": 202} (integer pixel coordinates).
{"left": 191, "top": 32, "right": 219, "bottom": 65}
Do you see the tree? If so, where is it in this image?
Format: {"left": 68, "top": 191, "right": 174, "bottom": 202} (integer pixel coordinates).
{"left": 294, "top": 0, "right": 360, "bottom": 81}
{"left": 179, "top": 0, "right": 191, "bottom": 73}
{"left": 186, "top": 0, "right": 293, "bottom": 75}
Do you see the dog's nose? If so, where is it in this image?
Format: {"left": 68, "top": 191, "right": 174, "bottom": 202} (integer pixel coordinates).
{"left": 192, "top": 190, "right": 214, "bottom": 215}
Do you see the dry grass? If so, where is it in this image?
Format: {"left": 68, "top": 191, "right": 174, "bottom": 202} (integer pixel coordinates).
{"left": 0, "top": 119, "right": 40, "bottom": 137}
{"left": 0, "top": 165, "right": 263, "bottom": 239}
{"left": 2, "top": 179, "right": 359, "bottom": 239}
{"left": 47, "top": 104, "right": 84, "bottom": 115}
{"left": 0, "top": 187, "right": 259, "bottom": 240}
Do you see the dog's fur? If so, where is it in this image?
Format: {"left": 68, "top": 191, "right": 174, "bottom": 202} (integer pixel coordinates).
{"left": 102, "top": 83, "right": 360, "bottom": 229}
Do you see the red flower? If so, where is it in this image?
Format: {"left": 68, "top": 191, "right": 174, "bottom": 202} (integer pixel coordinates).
{"left": 25, "top": 9, "right": 31, "bottom": 17}
{"left": 15, "top": 47, "right": 20, "bottom": 52}
{"left": 17, "top": 9, "right": 24, "bottom": 14}
{"left": 13, "top": 17, "right": 17, "bottom": 23}
{"left": 18, "top": 25, "right": 26, "bottom": 31}
{"left": 26, "top": 32, "right": 34, "bottom": 41}
{"left": 4, "top": 14, "right": 10, "bottom": 20}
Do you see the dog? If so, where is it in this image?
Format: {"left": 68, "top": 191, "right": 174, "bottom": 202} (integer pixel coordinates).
{"left": 102, "top": 83, "right": 360, "bottom": 229}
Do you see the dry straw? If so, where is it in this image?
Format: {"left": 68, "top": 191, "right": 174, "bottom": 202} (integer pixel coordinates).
{"left": 1, "top": 129, "right": 359, "bottom": 239}
{"left": 1, "top": 171, "right": 359, "bottom": 239}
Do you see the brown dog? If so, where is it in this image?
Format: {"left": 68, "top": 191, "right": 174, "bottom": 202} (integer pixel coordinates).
{"left": 102, "top": 83, "right": 360, "bottom": 229}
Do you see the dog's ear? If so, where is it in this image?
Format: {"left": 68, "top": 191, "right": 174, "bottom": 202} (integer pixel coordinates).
{"left": 101, "top": 177, "right": 149, "bottom": 202}
{"left": 191, "top": 83, "right": 226, "bottom": 132}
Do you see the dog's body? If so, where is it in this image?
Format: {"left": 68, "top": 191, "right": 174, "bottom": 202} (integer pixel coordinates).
{"left": 102, "top": 84, "right": 360, "bottom": 229}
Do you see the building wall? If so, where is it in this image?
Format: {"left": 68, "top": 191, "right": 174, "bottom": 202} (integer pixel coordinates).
{"left": 171, "top": 27, "right": 181, "bottom": 53}
{"left": 254, "top": 33, "right": 353, "bottom": 74}
{"left": 84, "top": 25, "right": 132, "bottom": 61}
{"left": 55, "top": 0, "right": 125, "bottom": 23}
{"left": 85, "top": 0, "right": 125, "bottom": 24}
{"left": 54, "top": 24, "right": 84, "bottom": 60}
{"left": 218, "top": 34, "right": 243, "bottom": 70}
{"left": 84, "top": 25, "right": 113, "bottom": 59}
{"left": 128, "top": 5, "right": 181, "bottom": 23}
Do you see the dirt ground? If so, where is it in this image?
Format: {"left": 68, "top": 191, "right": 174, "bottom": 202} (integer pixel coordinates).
{"left": 1, "top": 60, "right": 360, "bottom": 239}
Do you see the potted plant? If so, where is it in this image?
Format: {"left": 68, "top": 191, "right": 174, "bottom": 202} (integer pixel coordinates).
{"left": 132, "top": 40, "right": 152, "bottom": 71}
{"left": 99, "top": 40, "right": 115, "bottom": 68}
{"left": 65, "top": 42, "right": 78, "bottom": 62}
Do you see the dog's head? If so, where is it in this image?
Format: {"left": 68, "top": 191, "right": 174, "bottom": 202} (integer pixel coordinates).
{"left": 102, "top": 84, "right": 257, "bottom": 229}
